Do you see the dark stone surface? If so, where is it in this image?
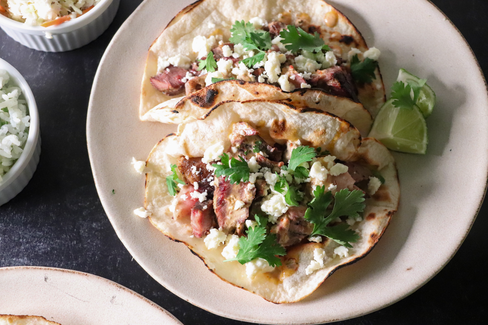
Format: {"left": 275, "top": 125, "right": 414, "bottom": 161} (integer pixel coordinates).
{"left": 0, "top": 1, "right": 487, "bottom": 324}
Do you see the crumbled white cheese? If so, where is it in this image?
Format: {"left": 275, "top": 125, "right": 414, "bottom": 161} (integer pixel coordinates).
{"left": 234, "top": 200, "right": 245, "bottom": 210}
{"left": 232, "top": 43, "right": 246, "bottom": 57}
{"left": 327, "top": 183, "right": 337, "bottom": 193}
{"left": 245, "top": 219, "right": 257, "bottom": 229}
{"left": 334, "top": 246, "right": 349, "bottom": 258}
{"left": 305, "top": 248, "right": 326, "bottom": 275}
{"left": 131, "top": 157, "right": 145, "bottom": 174}
{"left": 193, "top": 182, "right": 199, "bottom": 190}
{"left": 363, "top": 47, "right": 381, "bottom": 61}
{"left": 248, "top": 156, "right": 260, "bottom": 172}
{"left": 217, "top": 58, "right": 233, "bottom": 75}
{"left": 249, "top": 172, "right": 263, "bottom": 183}
{"left": 192, "top": 35, "right": 218, "bottom": 58}
{"left": 222, "top": 45, "right": 233, "bottom": 57}
{"left": 309, "top": 161, "right": 328, "bottom": 181}
{"left": 221, "top": 235, "right": 240, "bottom": 259}
{"left": 249, "top": 17, "right": 268, "bottom": 29}
{"left": 319, "top": 155, "right": 336, "bottom": 169}
{"left": 190, "top": 190, "right": 208, "bottom": 202}
{"left": 202, "top": 142, "right": 225, "bottom": 163}
{"left": 265, "top": 52, "right": 286, "bottom": 83}
{"left": 323, "top": 51, "right": 338, "bottom": 68}
{"left": 261, "top": 193, "right": 288, "bottom": 222}
{"left": 157, "top": 54, "right": 192, "bottom": 71}
{"left": 271, "top": 35, "right": 287, "bottom": 52}
{"left": 308, "top": 236, "right": 322, "bottom": 243}
{"left": 245, "top": 258, "right": 275, "bottom": 279}
{"left": 300, "top": 82, "right": 311, "bottom": 89}
{"left": 278, "top": 74, "right": 295, "bottom": 92}
{"left": 190, "top": 165, "right": 201, "bottom": 175}
{"left": 204, "top": 228, "right": 227, "bottom": 249}
{"left": 231, "top": 62, "right": 254, "bottom": 80}
{"left": 258, "top": 74, "right": 267, "bottom": 83}
{"left": 181, "top": 71, "right": 195, "bottom": 83}
{"left": 294, "top": 55, "right": 322, "bottom": 73}
{"left": 133, "top": 207, "right": 150, "bottom": 219}
{"left": 264, "top": 170, "right": 279, "bottom": 187}
{"left": 347, "top": 48, "right": 363, "bottom": 62}
{"left": 329, "top": 163, "right": 348, "bottom": 176}
{"left": 368, "top": 176, "right": 382, "bottom": 195}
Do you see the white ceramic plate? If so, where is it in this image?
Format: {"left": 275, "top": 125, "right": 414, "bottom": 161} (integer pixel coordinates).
{"left": 0, "top": 267, "right": 182, "bottom": 325}
{"left": 87, "top": 0, "right": 488, "bottom": 323}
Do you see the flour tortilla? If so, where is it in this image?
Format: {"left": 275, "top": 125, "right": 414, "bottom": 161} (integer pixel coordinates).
{"left": 0, "top": 315, "right": 61, "bottom": 325}
{"left": 145, "top": 80, "right": 373, "bottom": 136}
{"left": 140, "top": 0, "right": 385, "bottom": 121}
{"left": 144, "top": 100, "right": 399, "bottom": 303}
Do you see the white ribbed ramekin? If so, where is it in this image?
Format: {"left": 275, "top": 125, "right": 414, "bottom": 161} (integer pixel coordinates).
{"left": 0, "top": 0, "right": 119, "bottom": 52}
{"left": 0, "top": 59, "right": 41, "bottom": 206}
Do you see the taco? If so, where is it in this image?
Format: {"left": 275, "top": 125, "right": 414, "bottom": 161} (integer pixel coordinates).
{"left": 143, "top": 100, "right": 399, "bottom": 303}
{"left": 145, "top": 80, "right": 373, "bottom": 136}
{"left": 140, "top": 0, "right": 385, "bottom": 123}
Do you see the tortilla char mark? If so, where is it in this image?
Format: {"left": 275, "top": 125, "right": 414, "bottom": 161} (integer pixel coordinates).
{"left": 189, "top": 86, "right": 219, "bottom": 108}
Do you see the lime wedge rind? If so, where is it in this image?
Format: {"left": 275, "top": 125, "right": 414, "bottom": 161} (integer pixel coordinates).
{"left": 397, "top": 68, "right": 436, "bottom": 118}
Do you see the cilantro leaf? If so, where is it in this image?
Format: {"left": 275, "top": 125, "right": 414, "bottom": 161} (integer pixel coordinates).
{"left": 288, "top": 146, "right": 317, "bottom": 171}
{"left": 350, "top": 55, "right": 378, "bottom": 84}
{"left": 320, "top": 223, "right": 359, "bottom": 248}
{"left": 197, "top": 51, "right": 217, "bottom": 72}
{"left": 304, "top": 186, "right": 334, "bottom": 235}
{"left": 252, "top": 140, "right": 262, "bottom": 153}
{"left": 230, "top": 20, "right": 271, "bottom": 52}
{"left": 241, "top": 51, "right": 266, "bottom": 68}
{"left": 293, "top": 166, "right": 309, "bottom": 179}
{"left": 390, "top": 81, "right": 416, "bottom": 109}
{"left": 228, "top": 224, "right": 286, "bottom": 267}
{"left": 305, "top": 187, "right": 365, "bottom": 247}
{"left": 371, "top": 169, "right": 385, "bottom": 184}
{"left": 166, "top": 164, "right": 185, "bottom": 196}
{"left": 212, "top": 153, "right": 250, "bottom": 184}
{"left": 254, "top": 214, "right": 268, "bottom": 227}
{"left": 274, "top": 175, "right": 301, "bottom": 206}
{"left": 279, "top": 25, "right": 328, "bottom": 53}
{"left": 229, "top": 20, "right": 255, "bottom": 45}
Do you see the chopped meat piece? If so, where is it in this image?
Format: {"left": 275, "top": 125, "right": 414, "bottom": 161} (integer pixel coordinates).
{"left": 256, "top": 152, "right": 284, "bottom": 170}
{"left": 150, "top": 66, "right": 188, "bottom": 95}
{"left": 255, "top": 179, "right": 269, "bottom": 198}
{"left": 267, "top": 21, "right": 286, "bottom": 37}
{"left": 191, "top": 200, "right": 216, "bottom": 238}
{"left": 271, "top": 206, "right": 313, "bottom": 247}
{"left": 252, "top": 67, "right": 265, "bottom": 77}
{"left": 185, "top": 74, "right": 206, "bottom": 95}
{"left": 213, "top": 177, "right": 256, "bottom": 234}
{"left": 211, "top": 42, "right": 234, "bottom": 60}
{"left": 286, "top": 65, "right": 308, "bottom": 88}
{"left": 310, "top": 66, "right": 359, "bottom": 102}
{"left": 177, "top": 156, "right": 214, "bottom": 194}
{"left": 345, "top": 161, "right": 373, "bottom": 183}
{"left": 173, "top": 185, "right": 199, "bottom": 221}
{"left": 330, "top": 172, "right": 356, "bottom": 191}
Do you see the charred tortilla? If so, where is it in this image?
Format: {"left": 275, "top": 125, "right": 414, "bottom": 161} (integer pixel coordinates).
{"left": 143, "top": 100, "right": 399, "bottom": 303}
{"left": 145, "top": 80, "right": 373, "bottom": 136}
{"left": 140, "top": 0, "right": 385, "bottom": 123}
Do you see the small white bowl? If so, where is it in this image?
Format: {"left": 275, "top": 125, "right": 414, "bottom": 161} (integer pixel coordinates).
{"left": 0, "top": 0, "right": 120, "bottom": 52}
{"left": 0, "top": 59, "right": 41, "bottom": 206}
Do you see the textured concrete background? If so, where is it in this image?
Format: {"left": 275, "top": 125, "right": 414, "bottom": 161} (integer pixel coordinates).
{"left": 0, "top": 1, "right": 487, "bottom": 324}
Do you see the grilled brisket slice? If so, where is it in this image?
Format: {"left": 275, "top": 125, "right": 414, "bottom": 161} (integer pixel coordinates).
{"left": 150, "top": 66, "right": 188, "bottom": 95}
{"left": 310, "top": 66, "right": 359, "bottom": 102}
{"left": 191, "top": 200, "right": 217, "bottom": 238}
{"left": 213, "top": 177, "right": 256, "bottom": 234}
{"left": 271, "top": 206, "right": 313, "bottom": 247}
{"left": 177, "top": 157, "right": 214, "bottom": 194}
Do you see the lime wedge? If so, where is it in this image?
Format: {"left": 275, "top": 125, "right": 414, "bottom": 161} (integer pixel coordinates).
{"left": 397, "top": 68, "right": 436, "bottom": 118}
{"left": 368, "top": 99, "right": 428, "bottom": 154}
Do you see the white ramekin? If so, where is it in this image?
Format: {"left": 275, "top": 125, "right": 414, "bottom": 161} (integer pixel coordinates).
{"left": 0, "top": 59, "right": 41, "bottom": 206}
{"left": 0, "top": 0, "right": 120, "bottom": 52}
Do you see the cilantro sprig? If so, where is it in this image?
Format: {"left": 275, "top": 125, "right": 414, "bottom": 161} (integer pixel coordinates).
{"left": 226, "top": 216, "right": 286, "bottom": 267}
{"left": 230, "top": 21, "right": 271, "bottom": 69}
{"left": 390, "top": 79, "right": 427, "bottom": 110}
{"left": 211, "top": 77, "right": 236, "bottom": 83}
{"left": 280, "top": 25, "right": 330, "bottom": 54}
{"left": 288, "top": 146, "right": 317, "bottom": 178}
{"left": 274, "top": 174, "right": 302, "bottom": 206}
{"left": 166, "top": 164, "right": 185, "bottom": 196}
{"left": 197, "top": 51, "right": 217, "bottom": 72}
{"left": 212, "top": 153, "right": 250, "bottom": 184}
{"left": 304, "top": 187, "right": 364, "bottom": 247}
{"left": 350, "top": 54, "right": 378, "bottom": 84}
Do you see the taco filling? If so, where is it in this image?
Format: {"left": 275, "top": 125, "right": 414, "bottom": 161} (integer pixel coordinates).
{"left": 143, "top": 100, "right": 399, "bottom": 303}
{"left": 150, "top": 18, "right": 380, "bottom": 100}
